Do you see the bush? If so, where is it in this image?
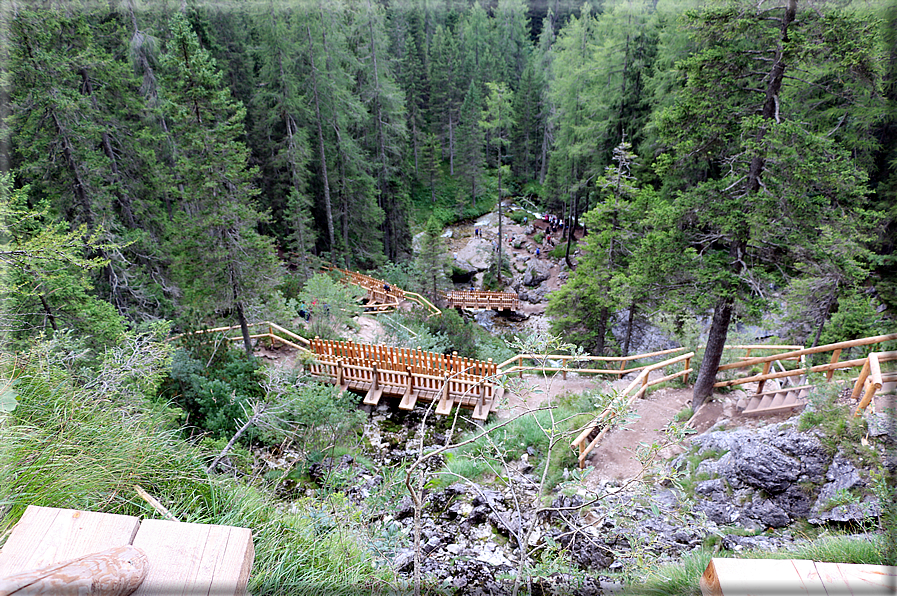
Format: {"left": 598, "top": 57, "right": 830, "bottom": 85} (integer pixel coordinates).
{"left": 159, "top": 346, "right": 265, "bottom": 438}
{"left": 508, "top": 209, "right": 528, "bottom": 224}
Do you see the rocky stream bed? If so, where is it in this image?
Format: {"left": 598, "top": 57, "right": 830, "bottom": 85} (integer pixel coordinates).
{"left": 251, "top": 395, "right": 896, "bottom": 595}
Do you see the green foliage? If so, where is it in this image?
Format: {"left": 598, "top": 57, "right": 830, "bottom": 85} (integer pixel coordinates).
{"left": 818, "top": 291, "right": 886, "bottom": 347}
{"left": 436, "top": 386, "right": 616, "bottom": 492}
{"left": 508, "top": 209, "right": 528, "bottom": 224}
{"left": 161, "top": 346, "right": 265, "bottom": 439}
{"left": 297, "top": 273, "right": 365, "bottom": 340}
{"left": 0, "top": 343, "right": 395, "bottom": 594}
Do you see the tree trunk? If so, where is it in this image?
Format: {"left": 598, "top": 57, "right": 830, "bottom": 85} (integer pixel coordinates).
{"left": 448, "top": 116, "right": 455, "bottom": 176}
{"left": 306, "top": 24, "right": 335, "bottom": 255}
{"left": 594, "top": 306, "right": 609, "bottom": 355}
{"left": 497, "top": 145, "right": 503, "bottom": 287}
{"left": 811, "top": 281, "right": 839, "bottom": 348}
{"left": 623, "top": 302, "right": 635, "bottom": 356}
{"left": 39, "top": 294, "right": 57, "bottom": 331}
{"left": 235, "top": 300, "right": 253, "bottom": 356}
{"left": 692, "top": 295, "right": 733, "bottom": 410}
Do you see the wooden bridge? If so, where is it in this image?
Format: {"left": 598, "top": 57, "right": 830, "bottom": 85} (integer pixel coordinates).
{"left": 308, "top": 338, "right": 501, "bottom": 420}
{"left": 445, "top": 290, "right": 519, "bottom": 311}
{"left": 328, "top": 267, "right": 441, "bottom": 316}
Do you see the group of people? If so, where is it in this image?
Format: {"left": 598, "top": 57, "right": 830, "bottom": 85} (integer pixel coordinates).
{"left": 543, "top": 213, "right": 564, "bottom": 233}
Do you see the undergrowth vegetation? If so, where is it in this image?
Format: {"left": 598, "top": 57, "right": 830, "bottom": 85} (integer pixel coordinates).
{"left": 0, "top": 336, "right": 395, "bottom": 595}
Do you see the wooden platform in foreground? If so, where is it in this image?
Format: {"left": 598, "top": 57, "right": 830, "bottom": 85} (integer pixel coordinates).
{"left": 701, "top": 557, "right": 896, "bottom": 595}
{"left": 0, "top": 505, "right": 254, "bottom": 596}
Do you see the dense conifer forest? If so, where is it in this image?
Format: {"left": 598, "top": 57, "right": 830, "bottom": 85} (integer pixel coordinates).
{"left": 3, "top": 0, "right": 894, "bottom": 355}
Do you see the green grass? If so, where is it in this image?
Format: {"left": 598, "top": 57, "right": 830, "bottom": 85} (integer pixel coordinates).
{"left": 433, "top": 388, "right": 614, "bottom": 491}
{"left": 0, "top": 350, "right": 395, "bottom": 595}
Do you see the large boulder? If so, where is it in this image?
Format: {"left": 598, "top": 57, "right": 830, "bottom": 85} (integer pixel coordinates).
{"left": 523, "top": 260, "right": 551, "bottom": 286}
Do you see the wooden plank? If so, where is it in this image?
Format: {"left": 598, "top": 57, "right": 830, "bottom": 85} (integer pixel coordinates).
{"left": 812, "top": 561, "right": 897, "bottom": 595}
{"left": 131, "top": 519, "right": 253, "bottom": 596}
{"left": 0, "top": 506, "right": 140, "bottom": 575}
{"left": 700, "top": 558, "right": 812, "bottom": 596}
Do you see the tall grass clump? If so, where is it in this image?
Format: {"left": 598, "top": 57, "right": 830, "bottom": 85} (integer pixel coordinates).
{"left": 0, "top": 335, "right": 395, "bottom": 594}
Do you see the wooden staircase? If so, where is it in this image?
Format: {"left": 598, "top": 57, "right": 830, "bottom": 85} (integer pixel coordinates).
{"left": 739, "top": 384, "right": 812, "bottom": 416}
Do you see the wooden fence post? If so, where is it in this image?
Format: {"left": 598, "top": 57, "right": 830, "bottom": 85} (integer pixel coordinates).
{"left": 756, "top": 361, "right": 772, "bottom": 394}
{"left": 827, "top": 348, "right": 842, "bottom": 381}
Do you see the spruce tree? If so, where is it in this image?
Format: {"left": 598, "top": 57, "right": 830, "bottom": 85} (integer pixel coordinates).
{"left": 160, "top": 13, "right": 281, "bottom": 355}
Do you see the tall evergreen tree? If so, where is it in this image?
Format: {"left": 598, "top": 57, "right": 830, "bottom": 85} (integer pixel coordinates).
{"left": 480, "top": 81, "right": 514, "bottom": 287}
{"left": 429, "top": 24, "right": 462, "bottom": 174}
{"left": 457, "top": 81, "right": 485, "bottom": 207}
{"left": 160, "top": 13, "right": 281, "bottom": 354}
{"left": 654, "top": 0, "right": 884, "bottom": 408}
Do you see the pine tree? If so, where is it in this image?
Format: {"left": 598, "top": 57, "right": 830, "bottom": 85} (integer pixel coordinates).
{"left": 160, "top": 13, "right": 281, "bottom": 355}
{"left": 429, "top": 24, "right": 462, "bottom": 175}
{"left": 655, "top": 0, "right": 884, "bottom": 408}
{"left": 417, "top": 215, "right": 450, "bottom": 303}
{"left": 457, "top": 82, "right": 485, "bottom": 208}
{"left": 480, "top": 81, "right": 514, "bottom": 287}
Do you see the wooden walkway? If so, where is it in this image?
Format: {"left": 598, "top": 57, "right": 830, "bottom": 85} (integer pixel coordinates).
{"left": 445, "top": 290, "right": 519, "bottom": 311}
{"left": 0, "top": 505, "right": 254, "bottom": 596}
{"left": 330, "top": 267, "right": 404, "bottom": 312}
{"left": 701, "top": 557, "right": 896, "bottom": 595}
{"left": 309, "top": 338, "right": 501, "bottom": 420}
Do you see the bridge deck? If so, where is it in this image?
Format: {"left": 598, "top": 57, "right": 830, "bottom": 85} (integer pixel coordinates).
{"left": 309, "top": 338, "right": 500, "bottom": 420}
{"left": 445, "top": 290, "right": 519, "bottom": 311}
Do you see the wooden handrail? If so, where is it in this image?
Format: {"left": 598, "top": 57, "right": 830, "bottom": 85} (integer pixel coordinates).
{"left": 570, "top": 352, "right": 694, "bottom": 467}
{"left": 717, "top": 333, "right": 897, "bottom": 372}
{"left": 170, "top": 321, "right": 310, "bottom": 347}
{"left": 852, "top": 351, "right": 897, "bottom": 416}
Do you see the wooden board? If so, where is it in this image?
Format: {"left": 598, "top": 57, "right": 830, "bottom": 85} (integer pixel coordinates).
{"left": 0, "top": 506, "right": 140, "bottom": 575}
{"left": 702, "top": 558, "right": 897, "bottom": 596}
{"left": 131, "top": 519, "right": 253, "bottom": 596}
{"left": 811, "top": 561, "right": 896, "bottom": 595}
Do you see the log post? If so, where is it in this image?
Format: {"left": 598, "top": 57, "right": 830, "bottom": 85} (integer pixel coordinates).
{"left": 851, "top": 358, "right": 871, "bottom": 400}
{"left": 756, "top": 361, "right": 772, "bottom": 394}
{"left": 0, "top": 545, "right": 148, "bottom": 596}
{"left": 827, "top": 348, "right": 842, "bottom": 381}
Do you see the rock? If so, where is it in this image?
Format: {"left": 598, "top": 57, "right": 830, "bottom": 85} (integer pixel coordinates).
{"left": 808, "top": 453, "right": 878, "bottom": 524}
{"left": 732, "top": 439, "right": 799, "bottom": 494}
{"left": 746, "top": 499, "right": 790, "bottom": 528}
{"left": 695, "top": 478, "right": 728, "bottom": 498}
{"left": 394, "top": 548, "right": 415, "bottom": 572}
{"left": 696, "top": 500, "right": 742, "bottom": 525}
{"left": 771, "top": 484, "right": 813, "bottom": 519}
{"left": 523, "top": 260, "right": 551, "bottom": 286}
{"left": 770, "top": 429, "right": 830, "bottom": 483}
{"left": 441, "top": 229, "right": 453, "bottom": 238}
{"left": 395, "top": 496, "right": 415, "bottom": 520}
{"left": 472, "top": 489, "right": 505, "bottom": 508}
{"left": 868, "top": 413, "right": 897, "bottom": 444}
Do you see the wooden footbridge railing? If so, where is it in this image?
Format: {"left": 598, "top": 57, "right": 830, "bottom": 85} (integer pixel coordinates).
{"left": 498, "top": 347, "right": 688, "bottom": 379}
{"left": 328, "top": 267, "right": 442, "bottom": 317}
{"left": 445, "top": 290, "right": 519, "bottom": 311}
{"left": 570, "top": 351, "right": 694, "bottom": 468}
{"left": 308, "top": 338, "right": 500, "bottom": 420}
{"left": 712, "top": 333, "right": 897, "bottom": 416}
{"left": 171, "top": 321, "right": 311, "bottom": 352}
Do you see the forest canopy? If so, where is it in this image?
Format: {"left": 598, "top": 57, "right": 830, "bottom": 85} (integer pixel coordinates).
{"left": 1, "top": 0, "right": 894, "bottom": 366}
